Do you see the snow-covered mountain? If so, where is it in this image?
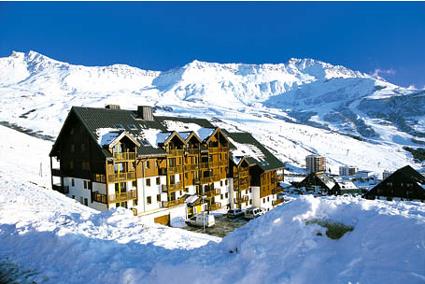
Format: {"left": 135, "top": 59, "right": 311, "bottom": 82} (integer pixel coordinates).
{"left": 0, "top": 50, "right": 423, "bottom": 173}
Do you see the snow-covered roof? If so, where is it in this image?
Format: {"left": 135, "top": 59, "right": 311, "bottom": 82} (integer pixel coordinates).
{"left": 197, "top": 128, "right": 216, "bottom": 141}
{"left": 138, "top": 128, "right": 163, "bottom": 148}
{"left": 96, "top": 128, "right": 124, "bottom": 146}
{"left": 228, "top": 137, "right": 266, "bottom": 164}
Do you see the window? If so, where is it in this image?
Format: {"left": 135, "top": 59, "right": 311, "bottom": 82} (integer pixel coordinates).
{"left": 146, "top": 178, "right": 151, "bottom": 186}
{"left": 72, "top": 195, "right": 75, "bottom": 199}
{"left": 221, "top": 194, "right": 223, "bottom": 199}
{"left": 267, "top": 196, "right": 270, "bottom": 202}
{"left": 83, "top": 180, "right": 88, "bottom": 189}
{"left": 220, "top": 181, "right": 223, "bottom": 187}
{"left": 134, "top": 199, "right": 138, "bottom": 206}
{"left": 114, "top": 163, "right": 124, "bottom": 173}
{"left": 170, "top": 175, "right": 175, "bottom": 185}
{"left": 132, "top": 180, "right": 137, "bottom": 188}
{"left": 263, "top": 198, "right": 266, "bottom": 204}
{"left": 70, "top": 128, "right": 74, "bottom": 135}
{"left": 185, "top": 187, "right": 189, "bottom": 193}
{"left": 81, "top": 144, "right": 85, "bottom": 152}
{"left": 249, "top": 199, "right": 252, "bottom": 205}
{"left": 157, "top": 194, "right": 161, "bottom": 202}
{"left": 69, "top": 160, "right": 74, "bottom": 169}
{"left": 70, "top": 144, "right": 75, "bottom": 153}
{"left": 225, "top": 179, "right": 228, "bottom": 185}
{"left": 156, "top": 177, "right": 160, "bottom": 185}
{"left": 225, "top": 192, "right": 228, "bottom": 198}
{"left": 147, "top": 196, "right": 152, "bottom": 204}
{"left": 82, "top": 161, "right": 90, "bottom": 170}
{"left": 84, "top": 198, "right": 88, "bottom": 206}
{"left": 146, "top": 161, "right": 150, "bottom": 169}
{"left": 71, "top": 179, "right": 75, "bottom": 187}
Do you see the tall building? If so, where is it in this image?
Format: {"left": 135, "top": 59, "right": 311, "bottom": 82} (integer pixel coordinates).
{"left": 339, "top": 166, "right": 358, "bottom": 177}
{"left": 306, "top": 154, "right": 326, "bottom": 174}
{"left": 49, "top": 105, "right": 284, "bottom": 225}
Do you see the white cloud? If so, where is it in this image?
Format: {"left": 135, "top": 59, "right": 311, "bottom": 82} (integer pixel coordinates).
{"left": 370, "top": 68, "right": 396, "bottom": 79}
{"left": 407, "top": 85, "right": 416, "bottom": 90}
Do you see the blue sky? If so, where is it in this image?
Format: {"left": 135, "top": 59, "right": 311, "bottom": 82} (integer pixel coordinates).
{"left": 0, "top": 2, "right": 424, "bottom": 88}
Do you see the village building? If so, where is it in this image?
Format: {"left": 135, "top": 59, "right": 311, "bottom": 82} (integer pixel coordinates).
{"left": 49, "top": 105, "right": 284, "bottom": 225}
{"left": 365, "top": 165, "right": 425, "bottom": 201}
{"left": 295, "top": 173, "right": 361, "bottom": 196}
{"left": 306, "top": 154, "right": 326, "bottom": 174}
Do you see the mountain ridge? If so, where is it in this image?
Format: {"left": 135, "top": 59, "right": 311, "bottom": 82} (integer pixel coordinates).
{"left": 0, "top": 50, "right": 422, "bottom": 173}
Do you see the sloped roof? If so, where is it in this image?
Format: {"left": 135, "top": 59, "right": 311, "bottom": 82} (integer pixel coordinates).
{"left": 71, "top": 106, "right": 167, "bottom": 157}
{"left": 225, "top": 131, "right": 284, "bottom": 171}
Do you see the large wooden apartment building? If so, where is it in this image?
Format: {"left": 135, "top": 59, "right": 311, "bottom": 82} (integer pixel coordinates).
{"left": 50, "top": 105, "right": 284, "bottom": 224}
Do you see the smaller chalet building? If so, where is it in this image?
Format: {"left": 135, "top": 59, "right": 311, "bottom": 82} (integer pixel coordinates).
{"left": 296, "top": 173, "right": 361, "bottom": 196}
{"left": 365, "top": 165, "right": 425, "bottom": 201}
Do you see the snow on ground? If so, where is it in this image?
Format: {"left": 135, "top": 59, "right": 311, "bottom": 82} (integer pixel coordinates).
{"left": 1, "top": 126, "right": 425, "bottom": 284}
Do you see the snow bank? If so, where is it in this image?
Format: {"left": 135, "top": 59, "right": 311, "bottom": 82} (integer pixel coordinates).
{"left": 149, "top": 195, "right": 425, "bottom": 284}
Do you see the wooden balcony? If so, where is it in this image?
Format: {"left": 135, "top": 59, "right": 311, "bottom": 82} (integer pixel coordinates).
{"left": 167, "top": 165, "right": 183, "bottom": 173}
{"left": 205, "top": 188, "right": 221, "bottom": 197}
{"left": 93, "top": 174, "right": 106, "bottom": 183}
{"left": 167, "top": 182, "right": 182, "bottom": 192}
{"left": 108, "top": 172, "right": 136, "bottom": 182}
{"left": 200, "top": 177, "right": 212, "bottom": 184}
{"left": 93, "top": 192, "right": 107, "bottom": 204}
{"left": 210, "top": 202, "right": 221, "bottom": 211}
{"left": 52, "top": 184, "right": 69, "bottom": 194}
{"left": 184, "top": 164, "right": 197, "bottom": 171}
{"left": 113, "top": 152, "right": 136, "bottom": 161}
{"left": 239, "top": 171, "right": 249, "bottom": 179}
{"left": 238, "top": 182, "right": 249, "bottom": 190}
{"left": 162, "top": 198, "right": 185, "bottom": 208}
{"left": 199, "top": 162, "right": 209, "bottom": 169}
{"left": 168, "top": 149, "right": 184, "bottom": 156}
{"left": 186, "top": 148, "right": 199, "bottom": 155}
{"left": 272, "top": 199, "right": 284, "bottom": 206}
{"left": 108, "top": 190, "right": 137, "bottom": 203}
{"left": 212, "top": 174, "right": 222, "bottom": 181}
{"left": 208, "top": 147, "right": 229, "bottom": 153}
{"left": 236, "top": 195, "right": 249, "bottom": 203}
{"left": 272, "top": 187, "right": 283, "bottom": 194}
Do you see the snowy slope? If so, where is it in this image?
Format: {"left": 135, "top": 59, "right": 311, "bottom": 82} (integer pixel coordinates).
{"left": 0, "top": 50, "right": 422, "bottom": 174}
{"left": 1, "top": 124, "right": 424, "bottom": 283}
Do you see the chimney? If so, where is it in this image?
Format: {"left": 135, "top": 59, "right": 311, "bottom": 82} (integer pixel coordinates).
{"left": 137, "top": 105, "right": 154, "bottom": 121}
{"left": 105, "top": 104, "right": 121, "bottom": 110}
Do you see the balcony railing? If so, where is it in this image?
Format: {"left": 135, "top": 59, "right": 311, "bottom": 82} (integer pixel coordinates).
{"left": 184, "top": 164, "right": 197, "bottom": 171}
{"left": 210, "top": 202, "right": 222, "bottom": 211}
{"left": 200, "top": 177, "right": 212, "bottom": 184}
{"left": 168, "top": 149, "right": 184, "bottom": 156}
{"left": 205, "top": 188, "right": 221, "bottom": 197}
{"left": 208, "top": 147, "right": 229, "bottom": 153}
{"left": 52, "top": 184, "right": 69, "bottom": 194}
{"left": 113, "top": 152, "right": 136, "bottom": 161}
{"left": 186, "top": 148, "right": 199, "bottom": 155}
{"left": 93, "top": 192, "right": 107, "bottom": 204}
{"left": 108, "top": 172, "right": 136, "bottom": 182}
{"left": 167, "top": 165, "right": 183, "bottom": 173}
{"left": 272, "top": 187, "right": 283, "bottom": 195}
{"left": 108, "top": 190, "right": 137, "bottom": 203}
{"left": 272, "top": 199, "right": 284, "bottom": 206}
{"left": 162, "top": 198, "right": 185, "bottom": 208}
{"left": 167, "top": 182, "right": 182, "bottom": 192}
{"left": 199, "top": 162, "right": 209, "bottom": 169}
{"left": 93, "top": 174, "right": 106, "bottom": 183}
{"left": 236, "top": 195, "right": 249, "bottom": 203}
